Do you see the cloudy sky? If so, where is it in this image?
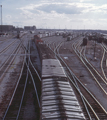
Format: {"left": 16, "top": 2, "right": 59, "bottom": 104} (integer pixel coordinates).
{"left": 0, "top": 0, "right": 107, "bottom": 29}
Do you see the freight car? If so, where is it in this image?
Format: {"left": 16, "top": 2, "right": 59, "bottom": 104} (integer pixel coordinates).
{"left": 34, "top": 35, "right": 56, "bottom": 62}
{"left": 34, "top": 35, "right": 43, "bottom": 44}
{"left": 67, "top": 36, "right": 72, "bottom": 41}
{"left": 103, "top": 38, "right": 107, "bottom": 44}
{"left": 97, "top": 37, "right": 104, "bottom": 43}
{"left": 38, "top": 32, "right": 55, "bottom": 38}
{"left": 88, "top": 35, "right": 92, "bottom": 40}
{"left": 40, "top": 59, "right": 85, "bottom": 120}
{"left": 83, "top": 37, "right": 87, "bottom": 45}
{"left": 34, "top": 36, "right": 86, "bottom": 119}
{"left": 88, "top": 35, "right": 104, "bottom": 43}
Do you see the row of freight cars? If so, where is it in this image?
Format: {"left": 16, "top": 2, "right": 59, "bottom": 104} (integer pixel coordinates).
{"left": 37, "top": 31, "right": 107, "bottom": 46}
{"left": 82, "top": 34, "right": 107, "bottom": 46}
{"left": 66, "top": 33, "right": 80, "bottom": 41}
{"left": 41, "top": 59, "right": 85, "bottom": 120}
{"left": 38, "top": 32, "right": 55, "bottom": 38}
{"left": 37, "top": 31, "right": 82, "bottom": 42}
{"left": 33, "top": 35, "right": 86, "bottom": 119}
{"left": 88, "top": 35, "right": 104, "bottom": 43}
{"left": 82, "top": 36, "right": 103, "bottom": 46}
{"left": 38, "top": 31, "right": 73, "bottom": 38}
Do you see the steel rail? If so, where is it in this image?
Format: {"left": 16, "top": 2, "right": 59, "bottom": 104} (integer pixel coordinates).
{"left": 15, "top": 37, "right": 41, "bottom": 119}
{"left": 70, "top": 69, "right": 92, "bottom": 120}
{"left": 57, "top": 55, "right": 103, "bottom": 119}
{"left": 102, "top": 42, "right": 107, "bottom": 51}
{"left": 76, "top": 42, "right": 107, "bottom": 85}
{"left": 0, "top": 39, "right": 17, "bottom": 54}
{"left": 57, "top": 42, "right": 107, "bottom": 118}
{"left": 0, "top": 44, "right": 19, "bottom": 70}
{"left": 2, "top": 35, "right": 29, "bottom": 120}
{"left": 71, "top": 43, "right": 107, "bottom": 112}
{"left": 0, "top": 41, "right": 24, "bottom": 80}
{"left": 0, "top": 40, "right": 20, "bottom": 70}
{"left": 16, "top": 50, "right": 29, "bottom": 120}
{"left": 2, "top": 42, "right": 26, "bottom": 120}
{"left": 29, "top": 58, "right": 41, "bottom": 81}
{"left": 72, "top": 42, "right": 107, "bottom": 95}
{"left": 41, "top": 35, "right": 107, "bottom": 118}
{"left": 22, "top": 37, "right": 41, "bottom": 82}
{"left": 67, "top": 75, "right": 100, "bottom": 120}
{"left": 55, "top": 42, "right": 97, "bottom": 120}
{"left": 26, "top": 54, "right": 40, "bottom": 108}
{"left": 84, "top": 54, "right": 107, "bottom": 84}
{"left": 28, "top": 42, "right": 41, "bottom": 81}
{"left": 0, "top": 40, "right": 21, "bottom": 68}
{"left": 75, "top": 40, "right": 107, "bottom": 85}
{"left": 100, "top": 44, "right": 107, "bottom": 81}
{"left": 16, "top": 36, "right": 36, "bottom": 119}
{"left": 46, "top": 39, "right": 107, "bottom": 119}
{"left": 19, "top": 38, "right": 41, "bottom": 108}
{"left": 46, "top": 40, "right": 93, "bottom": 119}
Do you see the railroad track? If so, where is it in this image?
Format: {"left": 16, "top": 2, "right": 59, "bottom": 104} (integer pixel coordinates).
{"left": 74, "top": 39, "right": 107, "bottom": 82}
{"left": 44, "top": 38, "right": 107, "bottom": 119}
{"left": 58, "top": 42, "right": 107, "bottom": 119}
{"left": 0, "top": 37, "right": 26, "bottom": 119}
{"left": 0, "top": 34, "right": 29, "bottom": 81}
{"left": 2, "top": 38, "right": 41, "bottom": 120}
{"left": 0, "top": 38, "right": 18, "bottom": 54}
{"left": 0, "top": 39, "right": 24, "bottom": 80}
{"left": 0, "top": 37, "right": 27, "bottom": 120}
{"left": 74, "top": 38, "right": 107, "bottom": 83}
{"left": 67, "top": 67, "right": 107, "bottom": 120}
{"left": 59, "top": 56, "right": 107, "bottom": 119}
{"left": 2, "top": 56, "right": 28, "bottom": 120}
{"left": 72, "top": 40, "right": 107, "bottom": 95}
{"left": 42, "top": 36, "right": 65, "bottom": 52}
{"left": 101, "top": 43, "right": 107, "bottom": 81}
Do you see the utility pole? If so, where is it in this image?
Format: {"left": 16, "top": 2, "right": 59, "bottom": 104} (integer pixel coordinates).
{"left": 94, "top": 39, "right": 96, "bottom": 59}
{"left": 0, "top": 5, "right": 2, "bottom": 33}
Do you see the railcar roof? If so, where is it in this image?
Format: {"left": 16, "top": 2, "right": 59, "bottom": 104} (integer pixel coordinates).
{"left": 42, "top": 59, "right": 66, "bottom": 77}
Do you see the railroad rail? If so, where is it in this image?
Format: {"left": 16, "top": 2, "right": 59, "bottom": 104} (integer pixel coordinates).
{"left": 101, "top": 43, "right": 107, "bottom": 81}
{"left": 58, "top": 42, "right": 107, "bottom": 119}
{"left": 43, "top": 36, "right": 107, "bottom": 119}
{"left": 40, "top": 59, "right": 85, "bottom": 120}
{"left": 0, "top": 39, "right": 24, "bottom": 80}
{"left": 2, "top": 35, "right": 41, "bottom": 120}
{"left": 72, "top": 41, "right": 107, "bottom": 95}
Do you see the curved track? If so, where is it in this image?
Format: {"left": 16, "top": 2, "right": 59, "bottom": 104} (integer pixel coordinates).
{"left": 2, "top": 34, "right": 41, "bottom": 120}
{"left": 42, "top": 35, "right": 107, "bottom": 120}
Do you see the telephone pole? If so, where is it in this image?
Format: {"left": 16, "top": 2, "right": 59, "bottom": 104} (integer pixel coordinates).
{"left": 0, "top": 5, "right": 2, "bottom": 33}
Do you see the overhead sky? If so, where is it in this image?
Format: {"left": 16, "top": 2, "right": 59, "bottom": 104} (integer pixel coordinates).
{"left": 1, "top": 0, "right": 107, "bottom": 30}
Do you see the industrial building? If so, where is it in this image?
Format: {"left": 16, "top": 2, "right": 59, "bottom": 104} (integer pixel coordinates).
{"left": 24, "top": 26, "right": 36, "bottom": 31}
{"left": 0, "top": 25, "right": 15, "bottom": 32}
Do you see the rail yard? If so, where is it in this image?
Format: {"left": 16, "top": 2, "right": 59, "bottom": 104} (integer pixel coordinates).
{"left": 0, "top": 30, "right": 107, "bottom": 120}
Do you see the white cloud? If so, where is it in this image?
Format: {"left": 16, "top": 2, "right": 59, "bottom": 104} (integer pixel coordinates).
{"left": 1, "top": 0, "right": 107, "bottom": 29}
{"left": 6, "top": 15, "right": 11, "bottom": 19}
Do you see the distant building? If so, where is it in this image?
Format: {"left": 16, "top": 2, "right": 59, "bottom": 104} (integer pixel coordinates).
{"left": 15, "top": 27, "right": 24, "bottom": 32}
{"left": 0, "top": 25, "right": 15, "bottom": 32}
{"left": 24, "top": 26, "right": 36, "bottom": 31}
